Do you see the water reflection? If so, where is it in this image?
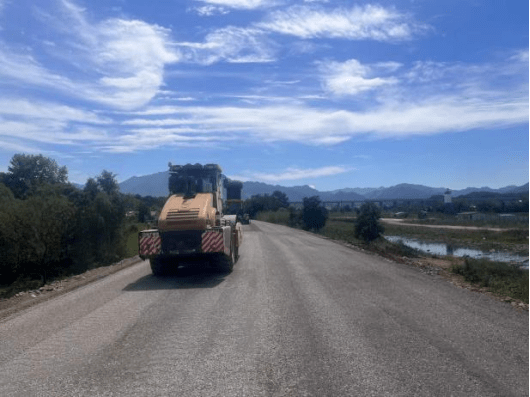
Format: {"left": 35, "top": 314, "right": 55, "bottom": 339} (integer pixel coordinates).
{"left": 385, "top": 236, "right": 529, "bottom": 267}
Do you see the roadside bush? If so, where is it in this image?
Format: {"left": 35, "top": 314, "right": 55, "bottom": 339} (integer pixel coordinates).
{"left": 302, "top": 196, "right": 328, "bottom": 231}
{"left": 0, "top": 154, "right": 129, "bottom": 291}
{"left": 288, "top": 207, "right": 303, "bottom": 228}
{"left": 354, "top": 202, "right": 384, "bottom": 243}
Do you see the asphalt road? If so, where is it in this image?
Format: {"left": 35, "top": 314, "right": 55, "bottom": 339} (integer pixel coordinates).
{"left": 0, "top": 221, "right": 527, "bottom": 396}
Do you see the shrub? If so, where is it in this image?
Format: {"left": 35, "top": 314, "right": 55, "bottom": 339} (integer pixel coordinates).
{"left": 302, "top": 196, "right": 328, "bottom": 231}
{"left": 354, "top": 202, "right": 385, "bottom": 243}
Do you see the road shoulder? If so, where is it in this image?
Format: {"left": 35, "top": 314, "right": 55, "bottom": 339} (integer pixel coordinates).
{"left": 0, "top": 256, "right": 143, "bottom": 323}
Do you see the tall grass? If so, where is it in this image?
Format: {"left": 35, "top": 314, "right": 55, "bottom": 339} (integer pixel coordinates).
{"left": 125, "top": 222, "right": 149, "bottom": 258}
{"left": 255, "top": 209, "right": 290, "bottom": 226}
{"left": 450, "top": 259, "right": 529, "bottom": 303}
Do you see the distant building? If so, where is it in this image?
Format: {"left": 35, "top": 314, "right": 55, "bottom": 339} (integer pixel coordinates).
{"left": 457, "top": 211, "right": 481, "bottom": 221}
{"left": 444, "top": 189, "right": 452, "bottom": 204}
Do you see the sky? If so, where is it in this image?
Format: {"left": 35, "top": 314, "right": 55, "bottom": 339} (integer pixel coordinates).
{"left": 0, "top": 0, "right": 528, "bottom": 191}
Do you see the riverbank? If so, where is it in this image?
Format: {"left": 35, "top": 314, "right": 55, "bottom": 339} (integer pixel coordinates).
{"left": 381, "top": 219, "right": 528, "bottom": 256}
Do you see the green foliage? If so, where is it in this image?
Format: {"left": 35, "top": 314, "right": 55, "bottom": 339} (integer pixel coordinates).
{"left": 354, "top": 202, "right": 384, "bottom": 243}
{"left": 288, "top": 207, "right": 303, "bottom": 228}
{"left": 302, "top": 196, "right": 328, "bottom": 231}
{"left": 244, "top": 191, "right": 289, "bottom": 218}
{"left": 124, "top": 222, "right": 148, "bottom": 258}
{"left": 25, "top": 187, "right": 76, "bottom": 283}
{"left": 271, "top": 190, "right": 289, "bottom": 208}
{"left": 97, "top": 170, "right": 120, "bottom": 196}
{"left": 451, "top": 258, "right": 529, "bottom": 303}
{"left": 138, "top": 201, "right": 150, "bottom": 223}
{"left": 0, "top": 154, "right": 130, "bottom": 291}
{"left": 3, "top": 153, "right": 68, "bottom": 198}
{"left": 84, "top": 178, "right": 99, "bottom": 200}
{"left": 255, "top": 208, "right": 290, "bottom": 225}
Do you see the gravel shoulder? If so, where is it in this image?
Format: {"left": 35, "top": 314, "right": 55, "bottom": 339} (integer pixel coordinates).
{"left": 0, "top": 256, "right": 142, "bottom": 323}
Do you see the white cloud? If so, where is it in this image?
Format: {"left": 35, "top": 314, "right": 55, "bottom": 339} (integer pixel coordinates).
{"left": 249, "top": 166, "right": 349, "bottom": 181}
{"left": 0, "top": 1, "right": 179, "bottom": 110}
{"left": 194, "top": 5, "right": 229, "bottom": 16}
{"left": 0, "top": 99, "right": 109, "bottom": 124}
{"left": 177, "top": 26, "right": 276, "bottom": 64}
{"left": 319, "top": 59, "right": 397, "bottom": 96}
{"left": 115, "top": 88, "right": 526, "bottom": 153}
{"left": 0, "top": 139, "right": 42, "bottom": 154}
{"left": 510, "top": 49, "right": 529, "bottom": 63}
{"left": 180, "top": 4, "right": 425, "bottom": 65}
{"left": 0, "top": 118, "right": 108, "bottom": 147}
{"left": 0, "top": 99, "right": 111, "bottom": 152}
{"left": 0, "top": 45, "right": 73, "bottom": 89}
{"left": 195, "top": 0, "right": 274, "bottom": 10}
{"left": 62, "top": 6, "right": 180, "bottom": 109}
{"left": 257, "top": 5, "right": 424, "bottom": 40}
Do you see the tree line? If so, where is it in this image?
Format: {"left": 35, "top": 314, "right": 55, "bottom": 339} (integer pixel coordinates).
{"left": 0, "top": 154, "right": 157, "bottom": 290}
{"left": 244, "top": 192, "right": 384, "bottom": 243}
{"left": 244, "top": 192, "right": 330, "bottom": 232}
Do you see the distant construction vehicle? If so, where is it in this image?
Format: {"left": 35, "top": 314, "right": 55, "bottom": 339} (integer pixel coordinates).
{"left": 138, "top": 163, "right": 243, "bottom": 275}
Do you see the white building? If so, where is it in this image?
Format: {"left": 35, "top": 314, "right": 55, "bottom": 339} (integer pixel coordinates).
{"left": 444, "top": 189, "right": 452, "bottom": 204}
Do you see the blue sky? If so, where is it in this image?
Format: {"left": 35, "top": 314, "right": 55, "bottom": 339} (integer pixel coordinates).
{"left": 0, "top": 0, "right": 527, "bottom": 190}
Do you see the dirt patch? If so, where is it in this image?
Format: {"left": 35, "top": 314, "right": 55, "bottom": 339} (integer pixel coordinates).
{"left": 0, "top": 256, "right": 143, "bottom": 323}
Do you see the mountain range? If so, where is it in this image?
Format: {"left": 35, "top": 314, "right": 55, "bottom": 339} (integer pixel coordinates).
{"left": 118, "top": 171, "right": 528, "bottom": 202}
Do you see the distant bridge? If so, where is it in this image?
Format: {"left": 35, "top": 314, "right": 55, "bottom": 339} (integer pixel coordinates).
{"left": 288, "top": 198, "right": 435, "bottom": 210}
{"left": 288, "top": 195, "right": 526, "bottom": 210}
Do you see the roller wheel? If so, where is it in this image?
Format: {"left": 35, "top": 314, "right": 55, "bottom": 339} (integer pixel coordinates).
{"left": 217, "top": 246, "right": 235, "bottom": 273}
{"left": 150, "top": 257, "right": 166, "bottom": 276}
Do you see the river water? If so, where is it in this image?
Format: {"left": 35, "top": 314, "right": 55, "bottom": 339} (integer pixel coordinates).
{"left": 385, "top": 236, "right": 529, "bottom": 267}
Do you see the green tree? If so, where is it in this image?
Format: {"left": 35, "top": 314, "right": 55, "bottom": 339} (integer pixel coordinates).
{"left": 138, "top": 201, "right": 150, "bottom": 223}
{"left": 23, "top": 188, "right": 75, "bottom": 283}
{"left": 84, "top": 177, "right": 99, "bottom": 200}
{"left": 4, "top": 154, "right": 68, "bottom": 198}
{"left": 0, "top": 183, "right": 20, "bottom": 283}
{"left": 302, "top": 196, "right": 328, "bottom": 231}
{"left": 354, "top": 202, "right": 384, "bottom": 243}
{"left": 97, "top": 170, "right": 119, "bottom": 196}
{"left": 271, "top": 190, "right": 289, "bottom": 208}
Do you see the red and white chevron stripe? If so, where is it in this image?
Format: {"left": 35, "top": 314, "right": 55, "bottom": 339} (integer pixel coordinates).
{"left": 201, "top": 230, "right": 224, "bottom": 253}
{"left": 139, "top": 233, "right": 161, "bottom": 256}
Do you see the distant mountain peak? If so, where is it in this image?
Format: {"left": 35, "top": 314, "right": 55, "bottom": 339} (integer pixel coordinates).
{"left": 118, "top": 172, "right": 528, "bottom": 201}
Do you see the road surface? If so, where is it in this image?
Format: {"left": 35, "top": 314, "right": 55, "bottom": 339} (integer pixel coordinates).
{"left": 0, "top": 221, "right": 527, "bottom": 396}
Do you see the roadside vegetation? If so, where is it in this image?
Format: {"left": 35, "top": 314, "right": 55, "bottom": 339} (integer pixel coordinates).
{"left": 0, "top": 154, "right": 164, "bottom": 299}
{"left": 450, "top": 259, "right": 528, "bottom": 303}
